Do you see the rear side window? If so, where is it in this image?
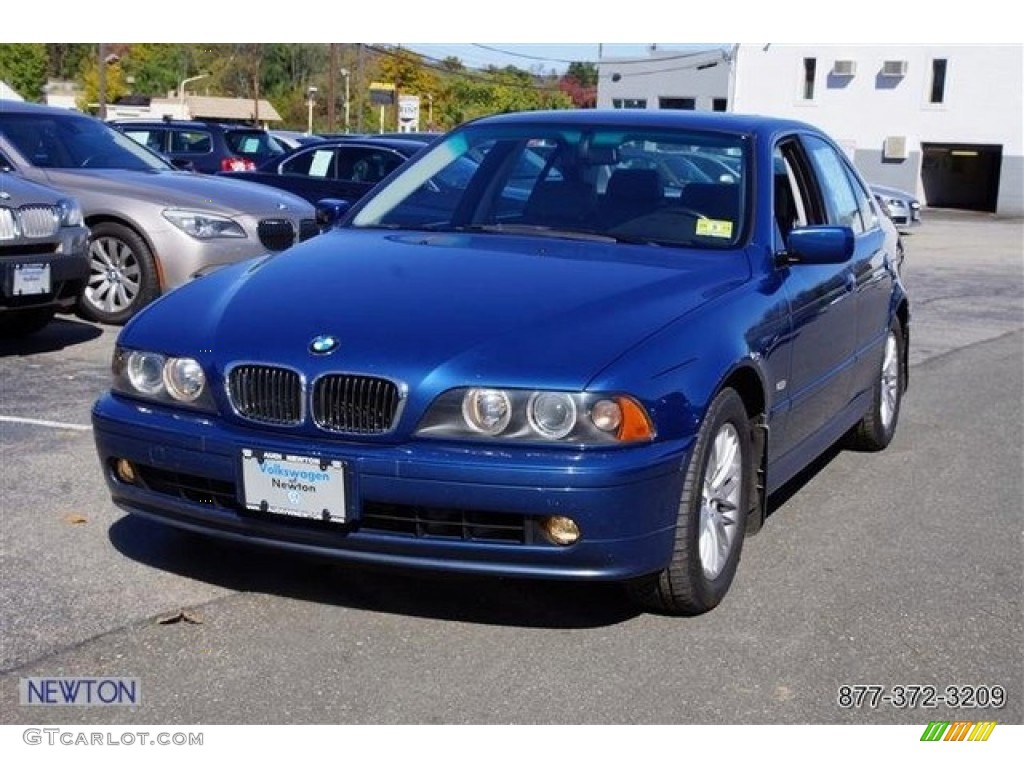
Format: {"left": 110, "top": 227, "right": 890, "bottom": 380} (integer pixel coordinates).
{"left": 123, "top": 129, "right": 166, "bottom": 153}
{"left": 171, "top": 130, "right": 212, "bottom": 154}
{"left": 281, "top": 147, "right": 337, "bottom": 178}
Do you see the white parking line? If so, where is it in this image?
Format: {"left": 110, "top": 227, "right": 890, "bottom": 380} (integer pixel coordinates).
{"left": 0, "top": 415, "right": 93, "bottom": 432}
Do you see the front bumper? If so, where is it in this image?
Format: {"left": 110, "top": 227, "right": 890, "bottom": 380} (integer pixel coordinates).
{"left": 0, "top": 229, "right": 89, "bottom": 311}
{"left": 92, "top": 393, "right": 689, "bottom": 580}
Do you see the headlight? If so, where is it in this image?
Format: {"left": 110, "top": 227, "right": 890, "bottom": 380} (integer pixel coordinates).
{"left": 528, "top": 392, "right": 577, "bottom": 439}
{"left": 112, "top": 346, "right": 214, "bottom": 411}
{"left": 163, "top": 357, "right": 207, "bottom": 402}
{"left": 416, "top": 388, "right": 654, "bottom": 445}
{"left": 462, "top": 388, "right": 512, "bottom": 435}
{"left": 57, "top": 198, "right": 83, "bottom": 227}
{"left": 163, "top": 209, "right": 246, "bottom": 239}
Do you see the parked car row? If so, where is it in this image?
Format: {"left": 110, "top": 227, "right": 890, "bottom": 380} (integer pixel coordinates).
{"left": 0, "top": 101, "right": 319, "bottom": 328}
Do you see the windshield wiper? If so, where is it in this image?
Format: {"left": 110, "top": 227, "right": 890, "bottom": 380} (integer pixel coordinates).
{"left": 457, "top": 223, "right": 619, "bottom": 243}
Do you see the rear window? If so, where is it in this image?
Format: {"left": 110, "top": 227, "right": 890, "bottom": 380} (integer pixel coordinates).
{"left": 225, "top": 131, "right": 284, "bottom": 160}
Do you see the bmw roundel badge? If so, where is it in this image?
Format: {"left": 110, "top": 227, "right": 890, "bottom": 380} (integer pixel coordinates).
{"left": 309, "top": 335, "right": 339, "bottom": 355}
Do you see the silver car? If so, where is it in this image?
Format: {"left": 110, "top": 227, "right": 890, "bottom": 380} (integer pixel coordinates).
{"left": 0, "top": 172, "right": 89, "bottom": 336}
{"left": 0, "top": 101, "right": 318, "bottom": 325}
{"left": 870, "top": 184, "right": 922, "bottom": 229}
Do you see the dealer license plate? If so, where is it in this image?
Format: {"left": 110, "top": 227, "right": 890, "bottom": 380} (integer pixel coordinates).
{"left": 241, "top": 450, "right": 347, "bottom": 523}
{"left": 13, "top": 263, "right": 51, "bottom": 296}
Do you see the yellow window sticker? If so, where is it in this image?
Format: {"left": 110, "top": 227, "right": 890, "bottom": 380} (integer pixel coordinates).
{"left": 696, "top": 219, "right": 733, "bottom": 239}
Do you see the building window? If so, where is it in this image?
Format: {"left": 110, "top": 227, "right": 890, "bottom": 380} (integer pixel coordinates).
{"left": 658, "top": 97, "right": 696, "bottom": 110}
{"left": 930, "top": 59, "right": 948, "bottom": 104}
{"left": 612, "top": 98, "right": 647, "bottom": 109}
{"left": 712, "top": 98, "right": 728, "bottom": 112}
{"left": 802, "top": 58, "right": 817, "bottom": 100}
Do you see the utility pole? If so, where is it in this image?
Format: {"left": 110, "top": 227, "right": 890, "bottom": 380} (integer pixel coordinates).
{"left": 356, "top": 43, "right": 365, "bottom": 133}
{"left": 98, "top": 43, "right": 108, "bottom": 119}
{"left": 327, "top": 43, "right": 337, "bottom": 132}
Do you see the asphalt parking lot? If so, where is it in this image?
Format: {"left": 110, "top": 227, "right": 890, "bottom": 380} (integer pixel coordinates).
{"left": 1, "top": 210, "right": 1021, "bottom": 725}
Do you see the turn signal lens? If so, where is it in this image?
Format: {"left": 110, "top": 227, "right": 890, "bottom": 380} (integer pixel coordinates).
{"left": 616, "top": 396, "right": 655, "bottom": 442}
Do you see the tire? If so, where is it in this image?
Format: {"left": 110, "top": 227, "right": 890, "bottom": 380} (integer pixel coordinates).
{"left": 851, "top": 317, "right": 904, "bottom": 451}
{"left": 627, "top": 387, "right": 752, "bottom": 615}
{"left": 0, "top": 307, "right": 56, "bottom": 338}
{"left": 78, "top": 222, "right": 159, "bottom": 325}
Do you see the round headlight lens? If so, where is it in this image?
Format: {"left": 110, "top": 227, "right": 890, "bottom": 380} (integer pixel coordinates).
{"left": 528, "top": 392, "right": 577, "bottom": 440}
{"left": 163, "top": 357, "right": 206, "bottom": 402}
{"left": 126, "top": 351, "right": 166, "bottom": 395}
{"left": 590, "top": 399, "right": 623, "bottom": 432}
{"left": 462, "top": 388, "right": 512, "bottom": 435}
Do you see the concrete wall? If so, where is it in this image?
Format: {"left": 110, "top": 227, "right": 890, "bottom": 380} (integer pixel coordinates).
{"left": 731, "top": 44, "right": 1024, "bottom": 215}
{"left": 597, "top": 49, "right": 731, "bottom": 112}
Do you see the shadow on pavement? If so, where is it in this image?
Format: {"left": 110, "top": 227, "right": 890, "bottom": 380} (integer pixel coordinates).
{"left": 108, "top": 515, "right": 641, "bottom": 630}
{"left": 0, "top": 316, "right": 105, "bottom": 357}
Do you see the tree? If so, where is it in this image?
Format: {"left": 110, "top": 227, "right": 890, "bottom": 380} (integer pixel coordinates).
{"left": 566, "top": 61, "right": 598, "bottom": 88}
{"left": 0, "top": 44, "right": 48, "bottom": 101}
{"left": 560, "top": 61, "right": 598, "bottom": 108}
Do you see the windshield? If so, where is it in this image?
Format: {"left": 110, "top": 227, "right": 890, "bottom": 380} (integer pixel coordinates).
{"left": 0, "top": 112, "right": 172, "bottom": 171}
{"left": 351, "top": 122, "right": 749, "bottom": 249}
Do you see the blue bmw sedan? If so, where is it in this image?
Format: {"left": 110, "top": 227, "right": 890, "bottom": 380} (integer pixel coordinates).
{"left": 92, "top": 110, "right": 909, "bottom": 615}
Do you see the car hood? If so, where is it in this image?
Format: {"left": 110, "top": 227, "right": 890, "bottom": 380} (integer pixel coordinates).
{"left": 870, "top": 184, "right": 917, "bottom": 202}
{"left": 122, "top": 229, "right": 750, "bottom": 395}
{"left": 37, "top": 169, "right": 311, "bottom": 216}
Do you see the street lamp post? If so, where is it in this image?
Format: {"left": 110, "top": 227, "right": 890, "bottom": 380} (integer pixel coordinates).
{"left": 306, "top": 86, "right": 318, "bottom": 135}
{"left": 178, "top": 74, "right": 208, "bottom": 119}
{"left": 339, "top": 69, "right": 351, "bottom": 134}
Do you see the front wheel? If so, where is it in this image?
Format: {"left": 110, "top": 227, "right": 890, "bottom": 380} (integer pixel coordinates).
{"left": 78, "top": 222, "right": 159, "bottom": 325}
{"left": 627, "top": 388, "right": 751, "bottom": 615}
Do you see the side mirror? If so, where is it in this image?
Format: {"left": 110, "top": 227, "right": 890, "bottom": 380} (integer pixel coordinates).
{"left": 315, "top": 198, "right": 352, "bottom": 231}
{"left": 780, "top": 226, "right": 854, "bottom": 266}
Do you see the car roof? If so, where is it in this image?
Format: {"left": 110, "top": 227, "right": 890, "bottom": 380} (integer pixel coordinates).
{"left": 467, "top": 108, "right": 823, "bottom": 136}
{"left": 110, "top": 119, "right": 266, "bottom": 131}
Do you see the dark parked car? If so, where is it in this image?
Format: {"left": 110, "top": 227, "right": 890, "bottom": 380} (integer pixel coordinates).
{"left": 0, "top": 101, "right": 316, "bottom": 325}
{"left": 111, "top": 119, "right": 286, "bottom": 174}
{"left": 224, "top": 137, "right": 430, "bottom": 205}
{"left": 0, "top": 172, "right": 89, "bottom": 336}
{"left": 93, "top": 110, "right": 909, "bottom": 615}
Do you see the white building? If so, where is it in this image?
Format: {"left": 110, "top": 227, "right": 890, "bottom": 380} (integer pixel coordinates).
{"left": 730, "top": 44, "right": 1024, "bottom": 216}
{"left": 597, "top": 47, "right": 731, "bottom": 113}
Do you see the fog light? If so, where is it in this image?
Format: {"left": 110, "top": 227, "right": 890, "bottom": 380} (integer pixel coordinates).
{"left": 114, "top": 458, "right": 137, "bottom": 485}
{"left": 541, "top": 516, "right": 581, "bottom": 546}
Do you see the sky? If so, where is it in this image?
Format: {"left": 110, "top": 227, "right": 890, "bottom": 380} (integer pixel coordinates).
{"left": 18, "top": 0, "right": 1017, "bottom": 57}
{"left": 395, "top": 44, "right": 724, "bottom": 73}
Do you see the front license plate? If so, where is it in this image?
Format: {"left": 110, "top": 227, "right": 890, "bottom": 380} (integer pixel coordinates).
{"left": 13, "top": 263, "right": 51, "bottom": 296}
{"left": 241, "top": 450, "right": 347, "bottom": 523}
